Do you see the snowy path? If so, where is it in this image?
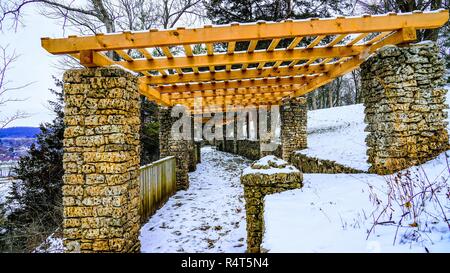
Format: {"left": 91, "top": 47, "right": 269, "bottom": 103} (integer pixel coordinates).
{"left": 139, "top": 146, "right": 251, "bottom": 253}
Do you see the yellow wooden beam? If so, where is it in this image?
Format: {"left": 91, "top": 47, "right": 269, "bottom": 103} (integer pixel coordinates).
{"left": 138, "top": 80, "right": 171, "bottom": 106}
{"left": 154, "top": 76, "right": 316, "bottom": 93}
{"left": 167, "top": 85, "right": 296, "bottom": 100}
{"left": 142, "top": 63, "right": 330, "bottom": 84}
{"left": 41, "top": 10, "right": 449, "bottom": 54}
{"left": 172, "top": 92, "right": 290, "bottom": 105}
{"left": 118, "top": 45, "right": 365, "bottom": 71}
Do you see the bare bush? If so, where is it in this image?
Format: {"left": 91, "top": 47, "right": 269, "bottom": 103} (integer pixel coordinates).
{"left": 367, "top": 154, "right": 450, "bottom": 246}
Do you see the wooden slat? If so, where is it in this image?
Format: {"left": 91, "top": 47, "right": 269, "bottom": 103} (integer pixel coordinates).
{"left": 288, "top": 60, "right": 300, "bottom": 67}
{"left": 247, "top": 40, "right": 258, "bottom": 53}
{"left": 115, "top": 50, "right": 133, "bottom": 61}
{"left": 161, "top": 46, "right": 173, "bottom": 58}
{"left": 346, "top": 33, "right": 370, "bottom": 46}
{"left": 318, "top": 58, "right": 332, "bottom": 65}
{"left": 364, "top": 31, "right": 392, "bottom": 45}
{"left": 138, "top": 48, "right": 153, "bottom": 59}
{"left": 326, "top": 34, "right": 347, "bottom": 47}
{"left": 272, "top": 60, "right": 283, "bottom": 69}
{"left": 206, "top": 43, "right": 214, "bottom": 55}
{"left": 287, "top": 37, "right": 303, "bottom": 50}
{"left": 183, "top": 45, "right": 193, "bottom": 56}
{"left": 267, "top": 38, "right": 281, "bottom": 51}
{"left": 257, "top": 62, "right": 266, "bottom": 70}
{"left": 227, "top": 41, "right": 236, "bottom": 54}
{"left": 307, "top": 35, "right": 326, "bottom": 48}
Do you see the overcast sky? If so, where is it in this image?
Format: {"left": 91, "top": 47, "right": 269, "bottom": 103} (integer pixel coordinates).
{"left": 1, "top": 7, "right": 66, "bottom": 127}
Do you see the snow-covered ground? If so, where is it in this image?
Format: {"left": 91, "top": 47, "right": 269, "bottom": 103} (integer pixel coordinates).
{"left": 299, "top": 103, "right": 369, "bottom": 171}
{"left": 262, "top": 85, "right": 450, "bottom": 253}
{"left": 140, "top": 146, "right": 251, "bottom": 253}
{"left": 262, "top": 155, "right": 450, "bottom": 252}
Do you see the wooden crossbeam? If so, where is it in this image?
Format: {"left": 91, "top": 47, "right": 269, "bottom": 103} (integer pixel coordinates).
{"left": 41, "top": 10, "right": 448, "bottom": 54}
{"left": 138, "top": 80, "right": 171, "bottom": 106}
{"left": 187, "top": 100, "right": 285, "bottom": 114}
{"left": 118, "top": 45, "right": 365, "bottom": 71}
{"left": 155, "top": 76, "right": 316, "bottom": 93}
{"left": 167, "top": 85, "right": 295, "bottom": 100}
{"left": 141, "top": 63, "right": 329, "bottom": 84}
{"left": 171, "top": 92, "right": 291, "bottom": 104}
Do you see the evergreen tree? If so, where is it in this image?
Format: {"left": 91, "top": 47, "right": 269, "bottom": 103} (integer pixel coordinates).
{"left": 140, "top": 97, "right": 160, "bottom": 165}
{"left": 204, "top": 0, "right": 351, "bottom": 24}
{"left": 0, "top": 78, "right": 64, "bottom": 252}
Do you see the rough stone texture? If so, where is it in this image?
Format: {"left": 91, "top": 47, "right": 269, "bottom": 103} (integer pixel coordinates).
{"left": 291, "top": 153, "right": 364, "bottom": 174}
{"left": 63, "top": 67, "right": 141, "bottom": 253}
{"left": 216, "top": 139, "right": 225, "bottom": 151}
{"left": 224, "top": 140, "right": 235, "bottom": 154}
{"left": 280, "top": 96, "right": 307, "bottom": 161}
{"left": 236, "top": 140, "right": 261, "bottom": 160}
{"left": 159, "top": 107, "right": 190, "bottom": 190}
{"left": 187, "top": 140, "right": 197, "bottom": 172}
{"left": 362, "top": 42, "right": 449, "bottom": 174}
{"left": 195, "top": 141, "right": 202, "bottom": 163}
{"left": 241, "top": 156, "right": 303, "bottom": 253}
{"left": 260, "top": 110, "right": 282, "bottom": 158}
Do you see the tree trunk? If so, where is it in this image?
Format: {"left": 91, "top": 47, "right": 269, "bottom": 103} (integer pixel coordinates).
{"left": 311, "top": 92, "right": 317, "bottom": 110}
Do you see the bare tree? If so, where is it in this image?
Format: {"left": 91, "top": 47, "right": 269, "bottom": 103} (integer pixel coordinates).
{"left": 0, "top": 45, "right": 29, "bottom": 128}
{"left": 1, "top": 0, "right": 205, "bottom": 34}
{"left": 351, "top": 69, "right": 361, "bottom": 103}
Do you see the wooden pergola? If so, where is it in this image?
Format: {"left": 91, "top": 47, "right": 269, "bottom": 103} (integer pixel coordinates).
{"left": 42, "top": 10, "right": 448, "bottom": 114}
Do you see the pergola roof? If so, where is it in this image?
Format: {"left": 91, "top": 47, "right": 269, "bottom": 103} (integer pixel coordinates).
{"left": 42, "top": 10, "right": 449, "bottom": 113}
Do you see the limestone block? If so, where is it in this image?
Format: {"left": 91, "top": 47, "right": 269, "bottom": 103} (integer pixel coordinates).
{"left": 240, "top": 156, "right": 303, "bottom": 253}
{"left": 361, "top": 42, "right": 448, "bottom": 174}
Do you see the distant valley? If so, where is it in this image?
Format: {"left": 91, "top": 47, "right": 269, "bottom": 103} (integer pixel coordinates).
{"left": 0, "top": 127, "right": 39, "bottom": 164}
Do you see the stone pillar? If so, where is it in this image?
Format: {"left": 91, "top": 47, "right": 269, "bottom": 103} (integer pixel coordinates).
{"left": 241, "top": 156, "right": 303, "bottom": 253}
{"left": 62, "top": 67, "right": 141, "bottom": 253}
{"left": 188, "top": 116, "right": 196, "bottom": 172}
{"left": 362, "top": 42, "right": 448, "bottom": 174}
{"left": 159, "top": 107, "right": 190, "bottom": 190}
{"left": 260, "top": 107, "right": 275, "bottom": 158}
{"left": 195, "top": 141, "right": 202, "bottom": 163}
{"left": 280, "top": 97, "right": 307, "bottom": 161}
{"left": 233, "top": 117, "right": 238, "bottom": 154}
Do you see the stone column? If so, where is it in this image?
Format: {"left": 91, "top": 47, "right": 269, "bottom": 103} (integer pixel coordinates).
{"left": 233, "top": 115, "right": 238, "bottom": 154}
{"left": 188, "top": 116, "right": 197, "bottom": 172}
{"left": 159, "top": 107, "right": 190, "bottom": 190}
{"left": 362, "top": 42, "right": 448, "bottom": 174}
{"left": 280, "top": 97, "right": 307, "bottom": 161}
{"left": 63, "top": 67, "right": 141, "bottom": 253}
{"left": 241, "top": 156, "right": 303, "bottom": 253}
{"left": 260, "top": 107, "right": 274, "bottom": 158}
